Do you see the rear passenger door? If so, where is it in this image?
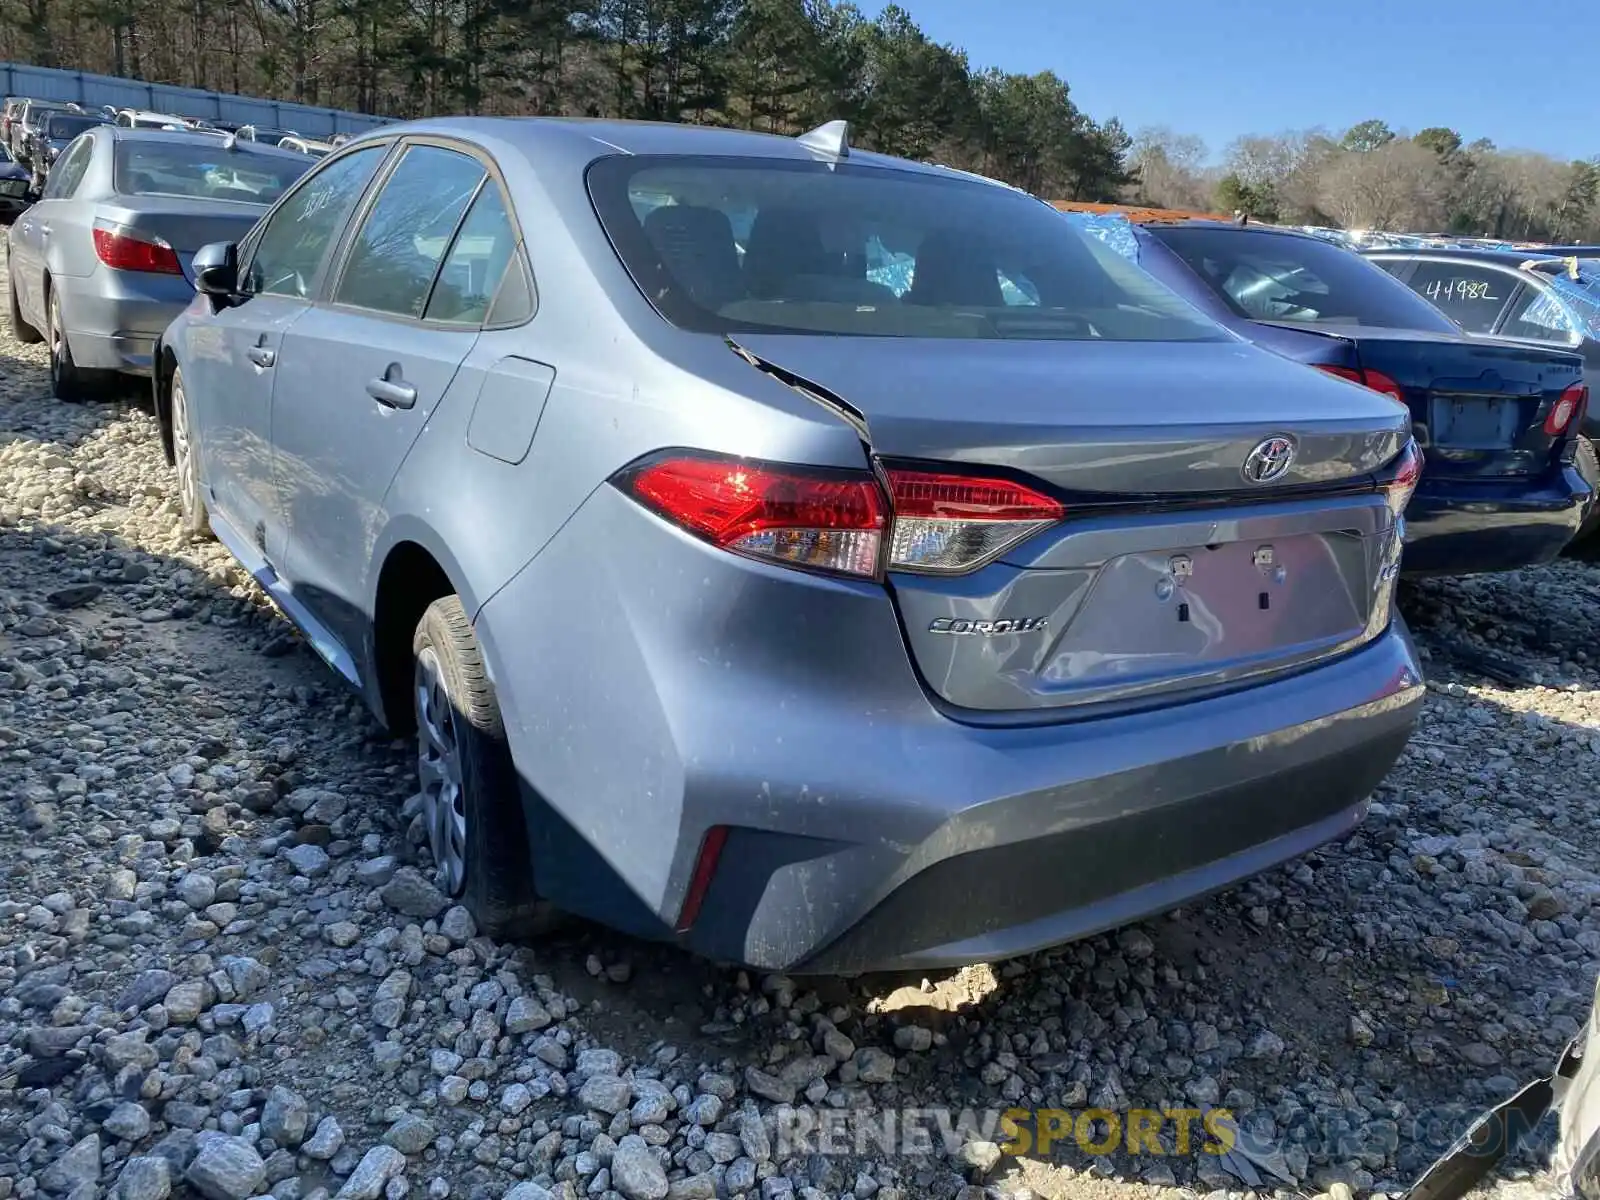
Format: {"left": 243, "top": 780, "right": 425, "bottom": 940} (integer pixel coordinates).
{"left": 9, "top": 135, "right": 93, "bottom": 328}
{"left": 270, "top": 140, "right": 518, "bottom": 660}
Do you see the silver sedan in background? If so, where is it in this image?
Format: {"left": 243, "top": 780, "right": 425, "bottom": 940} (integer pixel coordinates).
{"left": 5, "top": 126, "right": 311, "bottom": 400}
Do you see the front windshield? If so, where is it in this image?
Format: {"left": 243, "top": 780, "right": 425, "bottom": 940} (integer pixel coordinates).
{"left": 45, "top": 115, "right": 99, "bottom": 140}
{"left": 114, "top": 141, "right": 312, "bottom": 204}
{"left": 587, "top": 155, "right": 1226, "bottom": 342}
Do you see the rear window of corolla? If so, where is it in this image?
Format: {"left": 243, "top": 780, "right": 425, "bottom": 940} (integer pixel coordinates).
{"left": 588, "top": 155, "right": 1225, "bottom": 341}
{"left": 114, "top": 142, "right": 310, "bottom": 204}
{"left": 1151, "top": 226, "right": 1461, "bottom": 333}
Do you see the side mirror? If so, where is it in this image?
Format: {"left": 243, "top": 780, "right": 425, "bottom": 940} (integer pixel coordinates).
{"left": 193, "top": 241, "right": 239, "bottom": 300}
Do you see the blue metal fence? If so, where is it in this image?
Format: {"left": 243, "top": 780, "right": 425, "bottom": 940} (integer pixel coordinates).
{"left": 0, "top": 62, "right": 391, "bottom": 138}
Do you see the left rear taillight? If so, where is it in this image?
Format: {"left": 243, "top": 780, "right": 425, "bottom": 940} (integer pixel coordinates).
{"left": 621, "top": 454, "right": 887, "bottom": 578}
{"left": 1546, "top": 383, "right": 1588, "bottom": 436}
{"left": 92, "top": 220, "right": 182, "bottom": 275}
{"left": 1383, "top": 440, "right": 1423, "bottom": 519}
{"left": 619, "top": 454, "right": 1069, "bottom": 579}
{"left": 1315, "top": 363, "right": 1405, "bottom": 405}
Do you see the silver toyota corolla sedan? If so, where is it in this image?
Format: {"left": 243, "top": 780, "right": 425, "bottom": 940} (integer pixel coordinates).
{"left": 5, "top": 126, "right": 311, "bottom": 399}
{"left": 152, "top": 117, "right": 1425, "bottom": 973}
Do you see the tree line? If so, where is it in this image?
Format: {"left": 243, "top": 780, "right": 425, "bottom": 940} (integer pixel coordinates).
{"left": 1131, "top": 119, "right": 1600, "bottom": 243}
{"left": 0, "top": 0, "right": 1132, "bottom": 201}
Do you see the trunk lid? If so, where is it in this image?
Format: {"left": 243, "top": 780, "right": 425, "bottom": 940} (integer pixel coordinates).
{"left": 731, "top": 335, "right": 1412, "bottom": 715}
{"left": 1258, "top": 322, "right": 1585, "bottom": 478}
{"left": 98, "top": 195, "right": 269, "bottom": 282}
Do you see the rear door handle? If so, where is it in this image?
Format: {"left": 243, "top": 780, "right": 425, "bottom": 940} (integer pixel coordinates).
{"left": 246, "top": 346, "right": 275, "bottom": 368}
{"left": 37, "top": 224, "right": 49, "bottom": 237}
{"left": 366, "top": 368, "right": 417, "bottom": 410}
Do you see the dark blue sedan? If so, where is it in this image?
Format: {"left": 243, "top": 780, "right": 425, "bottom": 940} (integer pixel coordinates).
{"left": 1068, "top": 213, "right": 1593, "bottom": 576}
{"left": 0, "top": 143, "right": 28, "bottom": 223}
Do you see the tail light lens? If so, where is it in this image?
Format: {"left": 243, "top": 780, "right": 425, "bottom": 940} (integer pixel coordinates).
{"left": 1316, "top": 363, "right": 1405, "bottom": 405}
{"left": 619, "top": 454, "right": 1069, "bottom": 578}
{"left": 883, "top": 468, "right": 1064, "bottom": 573}
{"left": 92, "top": 221, "right": 183, "bottom": 276}
{"left": 1546, "top": 383, "right": 1588, "bottom": 436}
{"left": 622, "top": 454, "right": 886, "bottom": 577}
{"left": 1383, "top": 440, "right": 1423, "bottom": 519}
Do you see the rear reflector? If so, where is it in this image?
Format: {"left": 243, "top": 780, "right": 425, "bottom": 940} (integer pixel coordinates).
{"left": 1384, "top": 440, "right": 1423, "bottom": 519}
{"left": 675, "top": 826, "right": 728, "bottom": 933}
{"left": 623, "top": 454, "right": 885, "bottom": 577}
{"left": 1546, "top": 384, "right": 1588, "bottom": 436}
{"left": 884, "top": 468, "right": 1065, "bottom": 573}
{"left": 1315, "top": 363, "right": 1404, "bottom": 404}
{"left": 92, "top": 222, "right": 183, "bottom": 275}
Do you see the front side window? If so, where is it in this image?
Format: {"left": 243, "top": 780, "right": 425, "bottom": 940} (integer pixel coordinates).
{"left": 334, "top": 144, "right": 486, "bottom": 319}
{"left": 588, "top": 155, "right": 1225, "bottom": 342}
{"left": 1149, "top": 227, "right": 1463, "bottom": 333}
{"left": 1397, "top": 260, "right": 1518, "bottom": 333}
{"left": 242, "top": 145, "right": 387, "bottom": 299}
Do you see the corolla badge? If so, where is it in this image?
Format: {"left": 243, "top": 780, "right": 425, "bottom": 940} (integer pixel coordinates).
{"left": 929, "top": 617, "right": 1048, "bottom": 636}
{"left": 1242, "top": 435, "right": 1296, "bottom": 484}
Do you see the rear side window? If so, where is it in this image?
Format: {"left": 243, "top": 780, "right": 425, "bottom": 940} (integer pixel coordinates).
{"left": 243, "top": 145, "right": 387, "bottom": 299}
{"left": 1500, "top": 285, "right": 1577, "bottom": 343}
{"left": 1397, "top": 260, "right": 1518, "bottom": 333}
{"left": 334, "top": 144, "right": 486, "bottom": 319}
{"left": 1149, "top": 226, "right": 1462, "bottom": 333}
{"left": 587, "top": 155, "right": 1224, "bottom": 342}
{"left": 424, "top": 182, "right": 520, "bottom": 325}
{"left": 43, "top": 138, "right": 93, "bottom": 200}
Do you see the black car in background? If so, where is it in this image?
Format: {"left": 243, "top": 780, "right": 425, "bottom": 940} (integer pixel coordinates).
{"left": 0, "top": 143, "right": 29, "bottom": 223}
{"left": 1077, "top": 216, "right": 1594, "bottom": 576}
{"left": 22, "top": 111, "right": 110, "bottom": 192}
{"left": 1362, "top": 246, "right": 1600, "bottom": 442}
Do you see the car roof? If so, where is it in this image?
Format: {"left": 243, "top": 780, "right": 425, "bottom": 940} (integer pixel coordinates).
{"left": 104, "top": 126, "right": 313, "bottom": 160}
{"left": 338, "top": 115, "right": 1002, "bottom": 183}
{"left": 1358, "top": 245, "right": 1568, "bottom": 265}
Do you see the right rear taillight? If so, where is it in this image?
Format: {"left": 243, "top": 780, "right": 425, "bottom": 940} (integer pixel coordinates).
{"left": 1546, "top": 383, "right": 1588, "bottom": 436}
{"left": 1383, "top": 440, "right": 1423, "bottom": 519}
{"left": 1316, "top": 363, "right": 1405, "bottom": 405}
{"left": 92, "top": 221, "right": 183, "bottom": 275}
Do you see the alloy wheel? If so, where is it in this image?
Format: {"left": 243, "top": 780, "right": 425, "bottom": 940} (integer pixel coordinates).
{"left": 172, "top": 378, "right": 198, "bottom": 523}
{"left": 415, "top": 645, "right": 467, "bottom": 897}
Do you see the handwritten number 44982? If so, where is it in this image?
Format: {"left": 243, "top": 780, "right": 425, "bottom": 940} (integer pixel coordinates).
{"left": 1426, "top": 278, "right": 1499, "bottom": 303}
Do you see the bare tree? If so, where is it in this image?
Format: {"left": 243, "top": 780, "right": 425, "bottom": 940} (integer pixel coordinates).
{"left": 1129, "top": 126, "right": 1211, "bottom": 209}
{"left": 1316, "top": 140, "right": 1444, "bottom": 231}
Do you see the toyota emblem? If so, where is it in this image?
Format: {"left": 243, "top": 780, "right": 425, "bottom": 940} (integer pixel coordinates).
{"left": 1242, "top": 435, "right": 1296, "bottom": 484}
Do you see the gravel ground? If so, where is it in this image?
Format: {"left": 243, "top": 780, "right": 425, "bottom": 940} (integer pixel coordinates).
{"left": 2, "top": 252, "right": 1597, "bottom": 1200}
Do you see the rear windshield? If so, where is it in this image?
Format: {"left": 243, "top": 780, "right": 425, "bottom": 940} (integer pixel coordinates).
{"left": 1150, "top": 225, "right": 1461, "bottom": 333}
{"left": 587, "top": 155, "right": 1226, "bottom": 342}
{"left": 114, "top": 141, "right": 310, "bottom": 205}
{"left": 45, "top": 115, "right": 100, "bottom": 139}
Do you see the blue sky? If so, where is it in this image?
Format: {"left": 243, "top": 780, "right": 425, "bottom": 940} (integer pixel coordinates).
{"left": 895, "top": 0, "right": 1597, "bottom": 162}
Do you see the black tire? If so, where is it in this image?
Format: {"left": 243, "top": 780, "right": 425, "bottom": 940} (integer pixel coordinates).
{"left": 169, "top": 368, "right": 212, "bottom": 540}
{"left": 1573, "top": 436, "right": 1600, "bottom": 549}
{"left": 6, "top": 254, "right": 41, "bottom": 344}
{"left": 412, "top": 595, "right": 559, "bottom": 940}
{"left": 47, "top": 288, "right": 115, "bottom": 402}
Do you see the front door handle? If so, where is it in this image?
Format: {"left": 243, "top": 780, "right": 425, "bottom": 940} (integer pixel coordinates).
{"left": 246, "top": 345, "right": 275, "bottom": 368}
{"left": 366, "top": 366, "right": 417, "bottom": 410}
{"left": 37, "top": 224, "right": 49, "bottom": 238}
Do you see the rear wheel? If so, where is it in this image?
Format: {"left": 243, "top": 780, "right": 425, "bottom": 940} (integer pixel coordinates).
{"left": 169, "top": 369, "right": 212, "bottom": 540}
{"left": 6, "top": 253, "right": 40, "bottom": 344}
{"left": 47, "top": 289, "right": 114, "bottom": 403}
{"left": 412, "top": 595, "right": 558, "bottom": 939}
